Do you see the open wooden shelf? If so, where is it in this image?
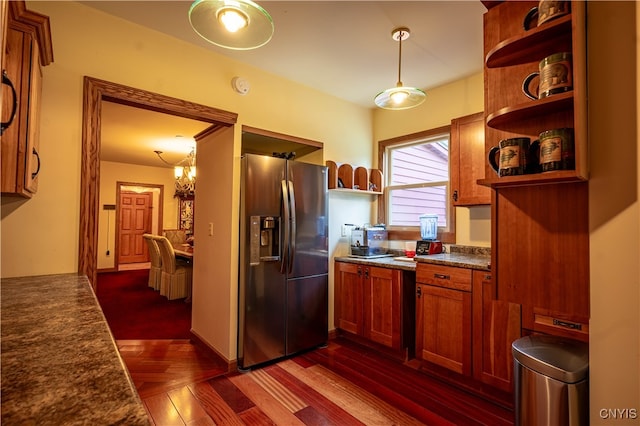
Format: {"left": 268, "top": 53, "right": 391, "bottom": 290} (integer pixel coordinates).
{"left": 485, "top": 15, "right": 572, "bottom": 68}
{"left": 326, "top": 161, "right": 383, "bottom": 194}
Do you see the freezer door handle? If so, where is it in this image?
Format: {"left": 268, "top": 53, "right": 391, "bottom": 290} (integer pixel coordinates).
{"left": 287, "top": 180, "right": 296, "bottom": 274}
{"left": 280, "top": 180, "right": 290, "bottom": 274}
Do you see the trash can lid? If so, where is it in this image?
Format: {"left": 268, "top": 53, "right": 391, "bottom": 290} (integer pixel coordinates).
{"left": 512, "top": 335, "right": 589, "bottom": 383}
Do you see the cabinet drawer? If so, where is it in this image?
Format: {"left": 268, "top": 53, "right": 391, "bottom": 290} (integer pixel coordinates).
{"left": 416, "top": 264, "right": 472, "bottom": 292}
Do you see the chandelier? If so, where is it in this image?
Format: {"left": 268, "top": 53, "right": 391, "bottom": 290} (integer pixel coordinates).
{"left": 154, "top": 148, "right": 196, "bottom": 198}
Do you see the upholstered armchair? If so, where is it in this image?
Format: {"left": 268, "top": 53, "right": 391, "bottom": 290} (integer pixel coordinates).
{"left": 153, "top": 235, "right": 192, "bottom": 301}
{"left": 143, "top": 234, "right": 162, "bottom": 291}
{"left": 163, "top": 229, "right": 187, "bottom": 245}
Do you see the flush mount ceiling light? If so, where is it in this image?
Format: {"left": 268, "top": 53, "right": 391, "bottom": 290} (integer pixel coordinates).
{"left": 374, "top": 27, "right": 426, "bottom": 110}
{"left": 188, "top": 0, "right": 274, "bottom": 50}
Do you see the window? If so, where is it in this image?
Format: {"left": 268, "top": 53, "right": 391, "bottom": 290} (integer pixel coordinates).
{"left": 378, "top": 126, "right": 455, "bottom": 242}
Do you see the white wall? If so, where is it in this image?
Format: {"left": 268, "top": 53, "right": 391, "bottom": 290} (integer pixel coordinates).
{"left": 98, "top": 161, "right": 179, "bottom": 270}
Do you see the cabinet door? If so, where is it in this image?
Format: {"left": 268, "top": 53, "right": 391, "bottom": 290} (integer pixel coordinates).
{"left": 450, "top": 112, "right": 491, "bottom": 206}
{"left": 1, "top": 24, "right": 40, "bottom": 196}
{"left": 334, "top": 262, "right": 363, "bottom": 335}
{"left": 363, "top": 266, "right": 401, "bottom": 349}
{"left": 416, "top": 284, "right": 471, "bottom": 376}
{"left": 472, "top": 271, "right": 521, "bottom": 392}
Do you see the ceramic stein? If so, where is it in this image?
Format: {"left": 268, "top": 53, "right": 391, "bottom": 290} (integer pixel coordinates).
{"left": 523, "top": 0, "right": 571, "bottom": 30}
{"left": 523, "top": 52, "right": 572, "bottom": 100}
{"left": 488, "top": 137, "right": 532, "bottom": 177}
{"left": 536, "top": 128, "right": 575, "bottom": 172}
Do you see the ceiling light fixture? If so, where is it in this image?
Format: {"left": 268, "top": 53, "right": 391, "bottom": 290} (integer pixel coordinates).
{"left": 154, "top": 148, "right": 196, "bottom": 198}
{"left": 374, "top": 27, "right": 426, "bottom": 110}
{"left": 188, "top": 0, "right": 274, "bottom": 50}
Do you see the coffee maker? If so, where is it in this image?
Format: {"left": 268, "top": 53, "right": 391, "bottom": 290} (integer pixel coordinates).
{"left": 416, "top": 214, "right": 442, "bottom": 255}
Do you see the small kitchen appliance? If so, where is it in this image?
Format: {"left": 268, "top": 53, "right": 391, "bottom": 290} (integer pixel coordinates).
{"left": 416, "top": 214, "right": 442, "bottom": 255}
{"left": 350, "top": 226, "right": 389, "bottom": 257}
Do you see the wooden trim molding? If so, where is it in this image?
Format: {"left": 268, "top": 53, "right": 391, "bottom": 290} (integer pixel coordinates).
{"left": 242, "top": 125, "right": 324, "bottom": 148}
{"left": 79, "top": 77, "right": 238, "bottom": 287}
{"left": 377, "top": 125, "right": 456, "bottom": 244}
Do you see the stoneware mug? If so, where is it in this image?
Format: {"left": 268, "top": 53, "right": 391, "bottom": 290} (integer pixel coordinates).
{"left": 488, "top": 137, "right": 532, "bottom": 177}
{"left": 522, "top": 52, "right": 573, "bottom": 100}
{"left": 534, "top": 128, "right": 575, "bottom": 172}
{"left": 523, "top": 0, "right": 571, "bottom": 30}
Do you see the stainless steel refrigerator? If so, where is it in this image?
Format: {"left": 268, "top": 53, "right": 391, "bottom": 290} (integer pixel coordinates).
{"left": 238, "top": 153, "right": 328, "bottom": 370}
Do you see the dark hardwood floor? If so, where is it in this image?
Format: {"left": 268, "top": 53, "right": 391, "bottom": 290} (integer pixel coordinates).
{"left": 118, "top": 337, "right": 514, "bottom": 425}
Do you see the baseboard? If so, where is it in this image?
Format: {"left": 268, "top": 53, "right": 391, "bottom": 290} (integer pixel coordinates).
{"left": 189, "top": 328, "right": 337, "bottom": 374}
{"left": 189, "top": 329, "right": 236, "bottom": 373}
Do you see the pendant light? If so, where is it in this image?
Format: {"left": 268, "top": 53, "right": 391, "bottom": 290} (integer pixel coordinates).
{"left": 374, "top": 27, "right": 426, "bottom": 110}
{"left": 188, "top": 0, "right": 274, "bottom": 50}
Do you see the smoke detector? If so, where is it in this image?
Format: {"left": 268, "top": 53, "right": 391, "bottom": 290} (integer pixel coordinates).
{"left": 231, "top": 76, "right": 250, "bottom": 95}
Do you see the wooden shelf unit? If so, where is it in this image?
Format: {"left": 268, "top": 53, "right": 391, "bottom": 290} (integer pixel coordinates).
{"left": 326, "top": 160, "right": 383, "bottom": 194}
{"left": 481, "top": 0, "right": 587, "bottom": 188}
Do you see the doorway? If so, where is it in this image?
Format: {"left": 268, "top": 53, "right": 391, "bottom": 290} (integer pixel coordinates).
{"left": 79, "top": 77, "right": 238, "bottom": 288}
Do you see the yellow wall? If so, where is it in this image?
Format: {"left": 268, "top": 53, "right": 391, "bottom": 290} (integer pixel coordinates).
{"left": 0, "top": 0, "right": 372, "bottom": 279}
{"left": 588, "top": 2, "right": 639, "bottom": 422}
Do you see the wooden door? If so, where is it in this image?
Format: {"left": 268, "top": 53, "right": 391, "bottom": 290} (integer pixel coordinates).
{"left": 416, "top": 284, "right": 471, "bottom": 376}
{"left": 364, "top": 266, "right": 401, "bottom": 349}
{"left": 118, "top": 191, "right": 152, "bottom": 264}
{"left": 334, "top": 262, "right": 363, "bottom": 336}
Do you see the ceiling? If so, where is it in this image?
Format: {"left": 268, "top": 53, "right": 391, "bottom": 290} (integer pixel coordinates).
{"left": 90, "top": 1, "right": 487, "bottom": 167}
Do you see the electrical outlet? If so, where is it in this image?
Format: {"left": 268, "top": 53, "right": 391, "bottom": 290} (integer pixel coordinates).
{"left": 208, "top": 222, "right": 214, "bottom": 236}
{"left": 341, "top": 224, "right": 355, "bottom": 238}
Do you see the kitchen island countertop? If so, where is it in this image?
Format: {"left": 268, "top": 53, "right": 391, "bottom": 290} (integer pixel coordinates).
{"left": 1, "top": 273, "right": 149, "bottom": 425}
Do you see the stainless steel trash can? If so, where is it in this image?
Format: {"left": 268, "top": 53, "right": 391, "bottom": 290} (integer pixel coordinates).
{"left": 512, "top": 335, "right": 589, "bottom": 426}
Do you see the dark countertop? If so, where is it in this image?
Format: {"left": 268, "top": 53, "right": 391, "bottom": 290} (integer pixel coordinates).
{"left": 335, "top": 245, "right": 491, "bottom": 272}
{"left": 1, "top": 273, "right": 150, "bottom": 425}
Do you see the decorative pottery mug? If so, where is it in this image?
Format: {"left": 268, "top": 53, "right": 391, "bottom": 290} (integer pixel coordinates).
{"left": 533, "top": 128, "right": 575, "bottom": 172}
{"left": 488, "top": 137, "right": 532, "bottom": 177}
{"left": 523, "top": 52, "right": 573, "bottom": 100}
{"left": 523, "top": 0, "right": 571, "bottom": 30}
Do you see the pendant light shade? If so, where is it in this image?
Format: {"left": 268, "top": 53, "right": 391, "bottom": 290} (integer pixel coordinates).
{"left": 374, "top": 27, "right": 426, "bottom": 110}
{"left": 188, "top": 0, "right": 274, "bottom": 50}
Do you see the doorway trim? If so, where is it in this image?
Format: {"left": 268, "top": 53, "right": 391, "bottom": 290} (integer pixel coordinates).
{"left": 80, "top": 76, "right": 238, "bottom": 287}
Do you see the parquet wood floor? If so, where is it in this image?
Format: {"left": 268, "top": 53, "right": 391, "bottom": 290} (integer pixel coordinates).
{"left": 117, "top": 338, "right": 514, "bottom": 426}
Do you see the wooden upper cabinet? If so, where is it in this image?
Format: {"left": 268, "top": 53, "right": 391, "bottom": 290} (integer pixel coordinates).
{"left": 1, "top": 1, "right": 53, "bottom": 197}
{"left": 481, "top": 0, "right": 587, "bottom": 187}
{"left": 450, "top": 112, "right": 491, "bottom": 206}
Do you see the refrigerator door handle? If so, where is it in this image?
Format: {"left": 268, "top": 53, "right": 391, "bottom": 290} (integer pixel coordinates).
{"left": 287, "top": 180, "right": 296, "bottom": 274}
{"left": 280, "top": 179, "right": 290, "bottom": 274}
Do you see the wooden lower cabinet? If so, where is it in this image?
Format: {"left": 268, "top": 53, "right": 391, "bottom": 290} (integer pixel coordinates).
{"left": 472, "top": 270, "right": 521, "bottom": 392}
{"left": 415, "top": 264, "right": 472, "bottom": 376}
{"left": 334, "top": 261, "right": 413, "bottom": 355}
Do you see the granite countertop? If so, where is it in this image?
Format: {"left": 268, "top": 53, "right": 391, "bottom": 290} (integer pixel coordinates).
{"left": 335, "top": 245, "right": 491, "bottom": 272}
{"left": 1, "top": 273, "right": 149, "bottom": 425}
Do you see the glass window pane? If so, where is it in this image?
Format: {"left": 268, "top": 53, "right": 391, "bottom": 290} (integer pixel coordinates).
{"left": 390, "top": 140, "right": 449, "bottom": 185}
{"left": 388, "top": 186, "right": 448, "bottom": 227}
